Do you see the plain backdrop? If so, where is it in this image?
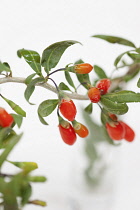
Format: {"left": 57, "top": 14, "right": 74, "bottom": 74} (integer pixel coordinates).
{"left": 0, "top": 0, "right": 140, "bottom": 210}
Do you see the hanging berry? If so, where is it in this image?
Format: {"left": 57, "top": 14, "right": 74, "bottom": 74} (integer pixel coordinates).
{"left": 58, "top": 120, "right": 77, "bottom": 145}
{"left": 74, "top": 63, "right": 93, "bottom": 74}
{"left": 120, "top": 121, "right": 135, "bottom": 142}
{"left": 88, "top": 87, "right": 101, "bottom": 103}
{"left": 105, "top": 121, "right": 125, "bottom": 140}
{"left": 59, "top": 98, "right": 77, "bottom": 121}
{"left": 0, "top": 108, "right": 14, "bottom": 127}
{"left": 72, "top": 120, "right": 89, "bottom": 138}
{"left": 96, "top": 78, "right": 111, "bottom": 95}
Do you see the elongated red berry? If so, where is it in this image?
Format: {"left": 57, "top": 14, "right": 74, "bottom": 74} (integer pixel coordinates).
{"left": 88, "top": 87, "right": 100, "bottom": 103}
{"left": 0, "top": 108, "right": 14, "bottom": 127}
{"left": 59, "top": 99, "right": 77, "bottom": 121}
{"left": 74, "top": 63, "right": 93, "bottom": 74}
{"left": 96, "top": 79, "right": 111, "bottom": 95}
{"left": 73, "top": 122, "right": 89, "bottom": 138}
{"left": 58, "top": 122, "right": 77, "bottom": 145}
{"left": 106, "top": 121, "right": 125, "bottom": 140}
{"left": 120, "top": 121, "right": 135, "bottom": 142}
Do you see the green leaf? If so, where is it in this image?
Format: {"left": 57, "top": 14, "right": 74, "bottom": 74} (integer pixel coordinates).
{"left": 24, "top": 77, "right": 44, "bottom": 104}
{"left": 84, "top": 103, "right": 93, "bottom": 114}
{"left": 94, "top": 65, "right": 107, "bottom": 79}
{"left": 114, "top": 51, "right": 130, "bottom": 67}
{"left": 59, "top": 82, "right": 71, "bottom": 91}
{"left": 127, "top": 52, "right": 140, "bottom": 61}
{"left": 11, "top": 114, "right": 23, "bottom": 128}
{"left": 92, "top": 35, "right": 136, "bottom": 48}
{"left": 64, "top": 71, "right": 76, "bottom": 91}
{"left": 0, "top": 62, "right": 12, "bottom": 74}
{"left": 38, "top": 99, "right": 58, "bottom": 117}
{"left": 0, "top": 127, "right": 12, "bottom": 145}
{"left": 41, "top": 40, "right": 80, "bottom": 73}
{"left": 1, "top": 95, "right": 26, "bottom": 117}
{"left": 74, "top": 59, "right": 84, "bottom": 64}
{"left": 25, "top": 73, "right": 36, "bottom": 85}
{"left": 8, "top": 160, "right": 38, "bottom": 174}
{"left": 0, "top": 133, "right": 22, "bottom": 168}
{"left": 103, "top": 90, "right": 140, "bottom": 103}
{"left": 100, "top": 97, "right": 128, "bottom": 115}
{"left": 28, "top": 200, "right": 47, "bottom": 207}
{"left": 38, "top": 113, "right": 49, "bottom": 125}
{"left": 76, "top": 73, "right": 91, "bottom": 89}
{"left": 137, "top": 78, "right": 140, "bottom": 88}
{"left": 28, "top": 176, "right": 47, "bottom": 182}
{"left": 17, "top": 49, "right": 42, "bottom": 75}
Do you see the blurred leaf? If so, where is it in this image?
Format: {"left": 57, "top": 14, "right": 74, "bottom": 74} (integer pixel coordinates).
{"left": 17, "top": 49, "right": 42, "bottom": 75}
{"left": 25, "top": 73, "right": 36, "bottom": 85}
{"left": 11, "top": 114, "right": 23, "bottom": 128}
{"left": 20, "top": 182, "right": 32, "bottom": 206}
{"left": 103, "top": 90, "right": 140, "bottom": 103}
{"left": 0, "top": 133, "right": 22, "bottom": 168}
{"left": 0, "top": 62, "right": 12, "bottom": 74}
{"left": 8, "top": 161, "right": 38, "bottom": 174}
{"left": 137, "top": 78, "right": 140, "bottom": 88}
{"left": 24, "top": 77, "right": 45, "bottom": 104}
{"left": 28, "top": 176, "right": 47, "bottom": 182}
{"left": 59, "top": 82, "right": 71, "bottom": 91}
{"left": 94, "top": 65, "right": 107, "bottom": 79}
{"left": 76, "top": 73, "right": 91, "bottom": 89}
{"left": 1, "top": 95, "right": 26, "bottom": 117}
{"left": 0, "top": 127, "right": 12, "bottom": 145}
{"left": 92, "top": 35, "right": 136, "bottom": 48}
{"left": 64, "top": 71, "right": 76, "bottom": 91}
{"left": 100, "top": 97, "right": 128, "bottom": 115}
{"left": 74, "top": 59, "right": 84, "bottom": 64}
{"left": 28, "top": 200, "right": 47, "bottom": 206}
{"left": 84, "top": 103, "right": 93, "bottom": 114}
{"left": 127, "top": 52, "right": 140, "bottom": 61}
{"left": 38, "top": 99, "right": 58, "bottom": 117}
{"left": 41, "top": 40, "right": 81, "bottom": 73}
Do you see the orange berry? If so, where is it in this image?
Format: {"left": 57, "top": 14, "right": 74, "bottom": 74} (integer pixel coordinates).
{"left": 75, "top": 63, "right": 93, "bottom": 74}
{"left": 88, "top": 87, "right": 100, "bottom": 103}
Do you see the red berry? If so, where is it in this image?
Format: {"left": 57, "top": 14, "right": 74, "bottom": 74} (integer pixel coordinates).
{"left": 58, "top": 122, "right": 77, "bottom": 145}
{"left": 74, "top": 63, "right": 93, "bottom": 74}
{"left": 88, "top": 87, "right": 100, "bottom": 103}
{"left": 73, "top": 122, "right": 89, "bottom": 138}
{"left": 0, "top": 108, "right": 14, "bottom": 127}
{"left": 106, "top": 121, "right": 125, "bottom": 140}
{"left": 120, "top": 121, "right": 135, "bottom": 142}
{"left": 59, "top": 99, "right": 77, "bottom": 121}
{"left": 96, "top": 79, "right": 111, "bottom": 95}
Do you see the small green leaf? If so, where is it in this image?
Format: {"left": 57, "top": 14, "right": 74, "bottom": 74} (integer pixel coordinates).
{"left": 38, "top": 113, "right": 48, "bottom": 125}
{"left": 94, "top": 65, "right": 107, "bottom": 79}
{"left": 59, "top": 82, "right": 71, "bottom": 91}
{"left": 20, "top": 182, "right": 32, "bottom": 206}
{"left": 100, "top": 97, "right": 128, "bottom": 115}
{"left": 64, "top": 71, "right": 76, "bottom": 91}
{"left": 11, "top": 114, "right": 23, "bottom": 128}
{"left": 1, "top": 95, "right": 26, "bottom": 117}
{"left": 0, "top": 127, "right": 12, "bottom": 145}
{"left": 24, "top": 77, "right": 44, "bottom": 104}
{"left": 25, "top": 73, "right": 36, "bottom": 85}
{"left": 0, "top": 133, "right": 22, "bottom": 168}
{"left": 17, "top": 49, "right": 42, "bottom": 75}
{"left": 76, "top": 73, "right": 91, "bottom": 89}
{"left": 137, "top": 78, "right": 140, "bottom": 88}
{"left": 8, "top": 161, "right": 38, "bottom": 174}
{"left": 92, "top": 35, "right": 136, "bottom": 48}
{"left": 0, "top": 62, "right": 12, "bottom": 74}
{"left": 41, "top": 40, "right": 81, "bottom": 73}
{"left": 103, "top": 90, "right": 140, "bottom": 103}
{"left": 38, "top": 99, "right": 58, "bottom": 117}
{"left": 84, "top": 103, "right": 93, "bottom": 114}
{"left": 114, "top": 51, "right": 130, "bottom": 67}
{"left": 28, "top": 200, "right": 47, "bottom": 207}
{"left": 28, "top": 176, "right": 47, "bottom": 182}
{"left": 74, "top": 59, "right": 84, "bottom": 64}
{"left": 127, "top": 52, "right": 140, "bottom": 61}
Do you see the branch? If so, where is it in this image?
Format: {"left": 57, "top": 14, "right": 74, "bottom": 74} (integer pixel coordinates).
{"left": 0, "top": 76, "right": 89, "bottom": 100}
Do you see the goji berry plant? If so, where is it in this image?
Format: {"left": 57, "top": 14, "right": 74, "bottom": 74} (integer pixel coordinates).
{"left": 0, "top": 34, "right": 140, "bottom": 209}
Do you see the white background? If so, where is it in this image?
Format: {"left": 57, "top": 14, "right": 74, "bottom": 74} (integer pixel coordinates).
{"left": 0, "top": 0, "right": 140, "bottom": 210}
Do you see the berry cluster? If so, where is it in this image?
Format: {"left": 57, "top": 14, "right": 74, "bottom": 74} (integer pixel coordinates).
{"left": 0, "top": 108, "right": 14, "bottom": 128}
{"left": 58, "top": 98, "right": 89, "bottom": 145}
{"left": 88, "top": 78, "right": 111, "bottom": 103}
{"left": 106, "top": 114, "right": 135, "bottom": 142}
